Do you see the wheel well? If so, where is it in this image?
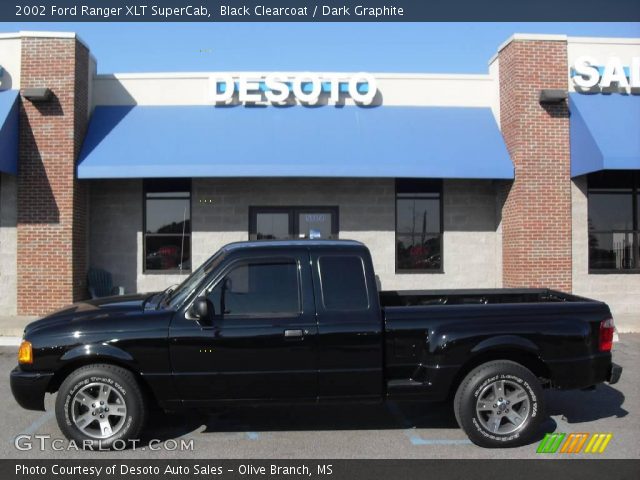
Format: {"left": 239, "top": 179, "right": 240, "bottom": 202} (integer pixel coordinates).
{"left": 47, "top": 358, "right": 158, "bottom": 409}
{"left": 448, "top": 349, "right": 551, "bottom": 398}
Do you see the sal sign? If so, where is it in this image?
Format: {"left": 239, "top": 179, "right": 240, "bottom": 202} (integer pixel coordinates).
{"left": 572, "top": 56, "right": 640, "bottom": 89}
{"left": 209, "top": 73, "right": 377, "bottom": 105}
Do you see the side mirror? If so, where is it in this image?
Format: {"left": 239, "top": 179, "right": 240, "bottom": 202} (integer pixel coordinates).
{"left": 192, "top": 297, "right": 210, "bottom": 320}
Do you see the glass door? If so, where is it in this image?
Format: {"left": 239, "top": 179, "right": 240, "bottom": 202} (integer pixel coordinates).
{"left": 250, "top": 207, "right": 339, "bottom": 240}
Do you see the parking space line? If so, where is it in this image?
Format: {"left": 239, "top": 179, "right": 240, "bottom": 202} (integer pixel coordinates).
{"left": 408, "top": 435, "right": 472, "bottom": 446}
{"left": 9, "top": 410, "right": 55, "bottom": 444}
{"left": 386, "top": 402, "right": 472, "bottom": 447}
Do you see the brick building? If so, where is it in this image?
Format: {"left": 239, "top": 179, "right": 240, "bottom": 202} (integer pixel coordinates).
{"left": 0, "top": 31, "right": 638, "bottom": 330}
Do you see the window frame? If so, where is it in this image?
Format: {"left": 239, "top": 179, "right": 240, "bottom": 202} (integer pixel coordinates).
{"left": 394, "top": 179, "right": 444, "bottom": 274}
{"left": 588, "top": 171, "right": 640, "bottom": 274}
{"left": 143, "top": 179, "right": 193, "bottom": 274}
{"left": 248, "top": 206, "right": 339, "bottom": 241}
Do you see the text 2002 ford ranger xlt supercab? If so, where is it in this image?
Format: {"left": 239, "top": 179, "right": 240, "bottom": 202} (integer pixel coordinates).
{"left": 11, "top": 240, "right": 622, "bottom": 448}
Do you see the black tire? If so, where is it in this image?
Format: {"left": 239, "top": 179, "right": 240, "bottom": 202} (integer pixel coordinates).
{"left": 453, "top": 360, "right": 544, "bottom": 448}
{"left": 55, "top": 364, "right": 146, "bottom": 449}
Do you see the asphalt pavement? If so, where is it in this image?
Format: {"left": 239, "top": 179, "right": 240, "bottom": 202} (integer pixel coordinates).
{"left": 0, "top": 335, "right": 638, "bottom": 459}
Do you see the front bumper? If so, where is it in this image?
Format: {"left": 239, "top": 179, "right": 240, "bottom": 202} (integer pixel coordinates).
{"left": 608, "top": 362, "right": 623, "bottom": 385}
{"left": 10, "top": 367, "right": 53, "bottom": 411}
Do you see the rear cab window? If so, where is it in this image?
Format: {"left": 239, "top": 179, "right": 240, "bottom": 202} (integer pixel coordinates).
{"left": 318, "top": 255, "right": 370, "bottom": 311}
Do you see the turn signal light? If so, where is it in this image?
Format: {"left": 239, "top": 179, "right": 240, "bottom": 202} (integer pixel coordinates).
{"left": 599, "top": 318, "right": 615, "bottom": 352}
{"left": 18, "top": 340, "right": 33, "bottom": 364}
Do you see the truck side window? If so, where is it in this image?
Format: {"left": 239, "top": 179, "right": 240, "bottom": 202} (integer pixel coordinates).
{"left": 207, "top": 261, "right": 301, "bottom": 316}
{"left": 319, "top": 256, "right": 369, "bottom": 311}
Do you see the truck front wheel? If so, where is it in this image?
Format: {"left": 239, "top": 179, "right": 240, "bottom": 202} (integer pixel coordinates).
{"left": 55, "top": 364, "right": 146, "bottom": 449}
{"left": 453, "top": 360, "right": 544, "bottom": 448}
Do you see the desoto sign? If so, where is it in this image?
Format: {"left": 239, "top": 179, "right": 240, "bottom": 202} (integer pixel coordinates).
{"left": 209, "top": 73, "right": 378, "bottom": 105}
{"left": 572, "top": 56, "right": 640, "bottom": 89}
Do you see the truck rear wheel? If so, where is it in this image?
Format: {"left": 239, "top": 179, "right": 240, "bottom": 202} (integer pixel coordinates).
{"left": 55, "top": 364, "right": 146, "bottom": 449}
{"left": 453, "top": 360, "right": 544, "bottom": 448}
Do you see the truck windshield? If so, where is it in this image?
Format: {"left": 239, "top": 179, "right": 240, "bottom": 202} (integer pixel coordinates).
{"left": 165, "top": 251, "right": 225, "bottom": 309}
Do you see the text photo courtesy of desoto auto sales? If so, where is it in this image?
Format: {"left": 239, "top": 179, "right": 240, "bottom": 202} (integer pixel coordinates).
{"left": 0, "top": 1, "right": 638, "bottom": 480}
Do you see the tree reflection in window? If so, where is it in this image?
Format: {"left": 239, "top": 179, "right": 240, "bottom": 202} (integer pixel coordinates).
{"left": 396, "top": 179, "right": 443, "bottom": 272}
{"left": 144, "top": 179, "right": 192, "bottom": 272}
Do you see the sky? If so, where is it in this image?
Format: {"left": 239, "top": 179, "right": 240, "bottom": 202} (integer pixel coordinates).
{"left": 1, "top": 22, "right": 639, "bottom": 73}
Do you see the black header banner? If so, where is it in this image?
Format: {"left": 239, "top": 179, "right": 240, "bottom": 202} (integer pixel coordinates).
{"left": 3, "top": 0, "right": 640, "bottom": 22}
{"left": 3, "top": 459, "right": 640, "bottom": 480}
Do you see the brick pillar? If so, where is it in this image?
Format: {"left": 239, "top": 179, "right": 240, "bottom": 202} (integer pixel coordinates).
{"left": 17, "top": 36, "right": 90, "bottom": 315}
{"left": 498, "top": 38, "right": 572, "bottom": 291}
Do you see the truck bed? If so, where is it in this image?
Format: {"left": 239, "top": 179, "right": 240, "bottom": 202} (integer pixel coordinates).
{"left": 379, "top": 288, "right": 594, "bottom": 307}
{"left": 379, "top": 288, "right": 611, "bottom": 399}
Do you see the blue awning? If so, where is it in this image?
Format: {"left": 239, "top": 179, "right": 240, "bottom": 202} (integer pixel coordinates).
{"left": 0, "top": 90, "right": 19, "bottom": 175}
{"left": 570, "top": 93, "right": 640, "bottom": 177}
{"left": 78, "top": 105, "right": 513, "bottom": 180}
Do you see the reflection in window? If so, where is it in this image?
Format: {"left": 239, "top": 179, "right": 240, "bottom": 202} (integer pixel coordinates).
{"left": 144, "top": 179, "right": 191, "bottom": 272}
{"left": 207, "top": 261, "right": 300, "bottom": 316}
{"left": 588, "top": 171, "right": 639, "bottom": 272}
{"left": 395, "top": 179, "right": 443, "bottom": 272}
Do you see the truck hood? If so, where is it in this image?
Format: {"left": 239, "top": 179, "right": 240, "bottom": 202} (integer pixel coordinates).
{"left": 23, "top": 293, "right": 157, "bottom": 337}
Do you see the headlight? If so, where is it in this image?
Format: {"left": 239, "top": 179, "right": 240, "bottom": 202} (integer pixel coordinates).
{"left": 18, "top": 340, "right": 33, "bottom": 365}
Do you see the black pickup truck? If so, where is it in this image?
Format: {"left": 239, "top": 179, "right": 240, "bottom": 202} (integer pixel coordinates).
{"left": 11, "top": 240, "right": 622, "bottom": 448}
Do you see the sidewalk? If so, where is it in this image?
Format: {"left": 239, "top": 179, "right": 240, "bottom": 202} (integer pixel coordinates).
{"left": 612, "top": 314, "right": 640, "bottom": 334}
{"left": 0, "top": 316, "right": 37, "bottom": 344}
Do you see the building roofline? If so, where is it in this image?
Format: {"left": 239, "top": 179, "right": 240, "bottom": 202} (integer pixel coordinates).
{"left": 488, "top": 33, "right": 568, "bottom": 65}
{"left": 489, "top": 33, "right": 640, "bottom": 65}
{"left": 496, "top": 33, "right": 568, "bottom": 54}
{"left": 95, "top": 71, "right": 493, "bottom": 81}
{"left": 568, "top": 36, "right": 640, "bottom": 45}
{"left": 0, "top": 30, "right": 91, "bottom": 54}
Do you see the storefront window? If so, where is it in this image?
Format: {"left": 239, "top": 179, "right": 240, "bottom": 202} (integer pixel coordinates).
{"left": 396, "top": 179, "right": 443, "bottom": 272}
{"left": 144, "top": 179, "right": 191, "bottom": 272}
{"left": 588, "top": 171, "right": 639, "bottom": 272}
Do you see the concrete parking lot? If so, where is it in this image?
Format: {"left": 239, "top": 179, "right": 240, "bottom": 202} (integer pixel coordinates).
{"left": 1, "top": 335, "right": 638, "bottom": 459}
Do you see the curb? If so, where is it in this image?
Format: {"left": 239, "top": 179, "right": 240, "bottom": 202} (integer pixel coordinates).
{"left": 0, "top": 336, "right": 21, "bottom": 346}
{"left": 0, "top": 329, "right": 26, "bottom": 338}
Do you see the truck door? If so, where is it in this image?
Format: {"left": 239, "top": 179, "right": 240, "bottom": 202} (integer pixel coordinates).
{"left": 311, "top": 249, "right": 383, "bottom": 399}
{"left": 168, "top": 249, "right": 318, "bottom": 403}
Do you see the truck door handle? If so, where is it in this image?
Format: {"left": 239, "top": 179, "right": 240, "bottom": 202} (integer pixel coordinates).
{"left": 284, "top": 329, "right": 304, "bottom": 339}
